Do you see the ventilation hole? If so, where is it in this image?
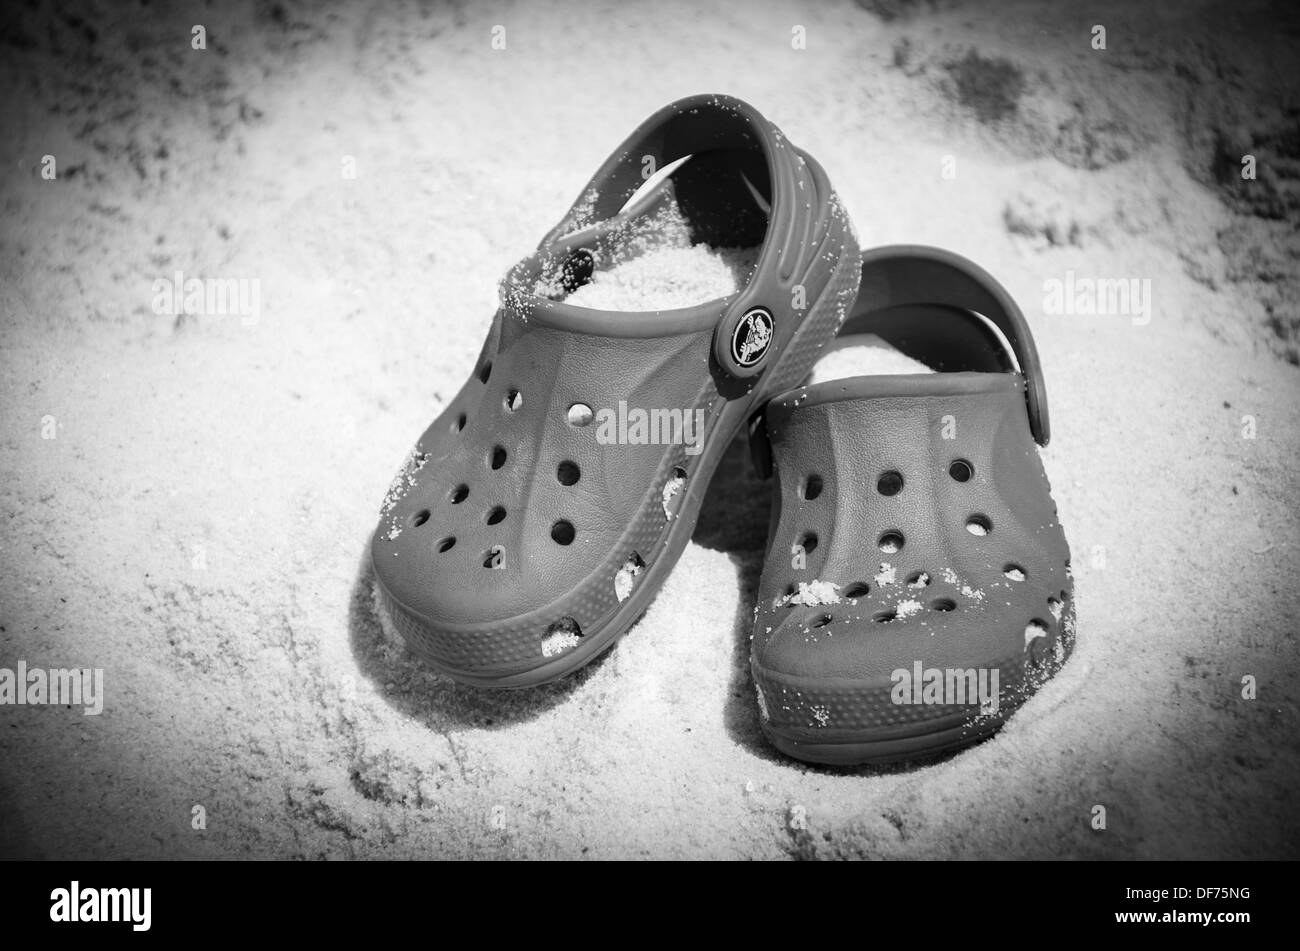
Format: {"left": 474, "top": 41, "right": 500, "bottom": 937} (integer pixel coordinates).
{"left": 949, "top": 459, "right": 974, "bottom": 482}
{"left": 540, "top": 617, "right": 583, "bottom": 657}
{"left": 876, "top": 470, "right": 904, "bottom": 496}
{"left": 567, "top": 403, "right": 594, "bottom": 427}
{"left": 906, "top": 571, "right": 930, "bottom": 588}
{"left": 551, "top": 520, "right": 575, "bottom": 545}
{"left": 548, "top": 617, "right": 581, "bottom": 636}
{"left": 965, "top": 515, "right": 992, "bottom": 536}
{"left": 614, "top": 552, "right": 646, "bottom": 602}
{"left": 843, "top": 582, "right": 870, "bottom": 598}
{"left": 490, "top": 446, "right": 507, "bottom": 470}
{"left": 812, "top": 614, "right": 834, "bottom": 629}
{"left": 803, "top": 474, "right": 823, "bottom": 500}
{"left": 482, "top": 545, "right": 505, "bottom": 569}
{"left": 450, "top": 484, "right": 469, "bottom": 504}
{"left": 436, "top": 536, "right": 456, "bottom": 553}
{"left": 1003, "top": 564, "right": 1026, "bottom": 581}
{"left": 557, "top": 460, "right": 581, "bottom": 486}
{"left": 774, "top": 585, "right": 794, "bottom": 610}
{"left": 486, "top": 506, "right": 506, "bottom": 525}
{"left": 799, "top": 532, "right": 819, "bottom": 554}
{"left": 873, "top": 610, "right": 897, "bottom": 623}
{"left": 932, "top": 598, "right": 956, "bottom": 612}
{"left": 663, "top": 467, "right": 688, "bottom": 519}
{"left": 1060, "top": 589, "right": 1070, "bottom": 601}
{"left": 478, "top": 361, "right": 492, "bottom": 384}
{"left": 560, "top": 248, "right": 596, "bottom": 293}
{"left": 410, "top": 509, "right": 429, "bottom": 527}
{"left": 452, "top": 412, "right": 467, "bottom": 433}
{"left": 878, "top": 531, "right": 904, "bottom": 554}
{"left": 505, "top": 388, "right": 523, "bottom": 412}
{"left": 1025, "top": 618, "right": 1050, "bottom": 646}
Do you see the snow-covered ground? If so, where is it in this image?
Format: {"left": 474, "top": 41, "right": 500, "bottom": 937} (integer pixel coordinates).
{"left": 1, "top": 0, "right": 1297, "bottom": 858}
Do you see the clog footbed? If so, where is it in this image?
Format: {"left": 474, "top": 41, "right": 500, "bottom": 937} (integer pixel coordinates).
{"left": 372, "top": 94, "right": 861, "bottom": 687}
{"left": 748, "top": 245, "right": 1074, "bottom": 765}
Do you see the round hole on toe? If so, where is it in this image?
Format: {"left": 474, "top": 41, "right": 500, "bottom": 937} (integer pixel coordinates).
{"left": 1060, "top": 589, "right": 1070, "bottom": 601}
{"left": 799, "top": 532, "right": 818, "bottom": 555}
{"left": 450, "top": 484, "right": 469, "bottom": 504}
{"left": 965, "top": 515, "right": 992, "bottom": 536}
{"left": 873, "top": 610, "right": 897, "bottom": 623}
{"left": 478, "top": 361, "right": 492, "bottom": 384}
{"left": 551, "top": 520, "right": 576, "bottom": 545}
{"left": 878, "top": 531, "right": 904, "bottom": 554}
{"left": 812, "top": 614, "right": 834, "bottom": 629}
{"left": 505, "top": 388, "right": 523, "bottom": 412}
{"left": 1003, "top": 563, "right": 1026, "bottom": 581}
{"left": 906, "top": 571, "right": 930, "bottom": 588}
{"left": 949, "top": 459, "right": 974, "bottom": 482}
{"left": 410, "top": 509, "right": 430, "bottom": 527}
{"left": 932, "top": 598, "right": 956, "bottom": 612}
{"left": 567, "top": 403, "right": 594, "bottom": 427}
{"left": 486, "top": 506, "right": 506, "bottom": 525}
{"left": 436, "top": 535, "right": 456, "bottom": 553}
{"left": 452, "top": 412, "right": 467, "bottom": 433}
{"left": 490, "top": 446, "right": 507, "bottom": 470}
{"left": 482, "top": 545, "right": 505, "bottom": 568}
{"left": 803, "top": 474, "right": 823, "bottom": 500}
{"left": 557, "top": 460, "right": 581, "bottom": 486}
{"left": 876, "top": 470, "right": 904, "bottom": 496}
{"left": 843, "top": 582, "right": 870, "bottom": 599}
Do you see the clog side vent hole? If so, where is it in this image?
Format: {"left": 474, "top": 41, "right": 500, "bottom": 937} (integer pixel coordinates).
{"left": 662, "top": 467, "right": 687, "bottom": 520}
{"left": 541, "top": 617, "right": 583, "bottom": 658}
{"left": 1024, "top": 619, "right": 1050, "bottom": 657}
{"left": 614, "top": 552, "right": 647, "bottom": 602}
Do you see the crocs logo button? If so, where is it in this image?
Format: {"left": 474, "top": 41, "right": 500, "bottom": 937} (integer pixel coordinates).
{"left": 731, "top": 307, "right": 774, "bottom": 368}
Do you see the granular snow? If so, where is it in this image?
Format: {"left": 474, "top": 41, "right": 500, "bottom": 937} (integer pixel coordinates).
{"left": 661, "top": 470, "right": 687, "bottom": 520}
{"left": 895, "top": 598, "right": 925, "bottom": 620}
{"left": 566, "top": 244, "right": 758, "bottom": 312}
{"left": 541, "top": 628, "right": 581, "bottom": 658}
{"left": 1024, "top": 620, "right": 1049, "bottom": 648}
{"left": 614, "top": 554, "right": 646, "bottom": 602}
{"left": 808, "top": 334, "right": 935, "bottom": 383}
{"left": 780, "top": 580, "right": 842, "bottom": 606}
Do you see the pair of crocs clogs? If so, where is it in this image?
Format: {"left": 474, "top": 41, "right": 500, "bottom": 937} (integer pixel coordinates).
{"left": 370, "top": 95, "right": 1074, "bottom": 765}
